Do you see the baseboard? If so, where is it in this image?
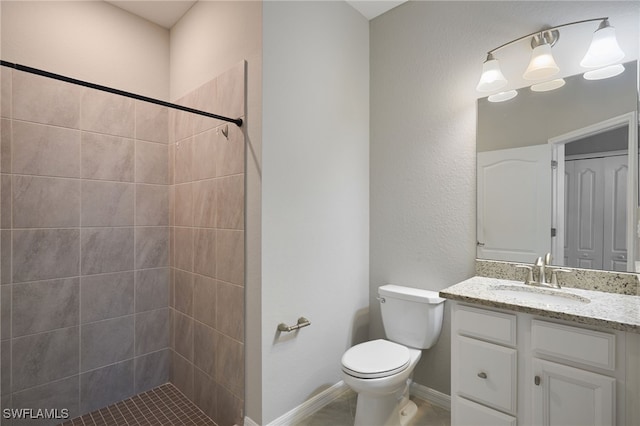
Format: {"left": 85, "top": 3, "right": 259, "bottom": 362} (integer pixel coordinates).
{"left": 265, "top": 381, "right": 350, "bottom": 426}
{"left": 243, "top": 416, "right": 260, "bottom": 426}
{"left": 410, "top": 382, "right": 451, "bottom": 410}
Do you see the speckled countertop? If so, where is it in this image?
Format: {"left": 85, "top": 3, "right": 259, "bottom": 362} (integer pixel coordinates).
{"left": 440, "top": 276, "right": 640, "bottom": 333}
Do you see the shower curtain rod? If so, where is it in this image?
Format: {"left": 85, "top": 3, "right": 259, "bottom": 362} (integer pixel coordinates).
{"left": 0, "top": 60, "right": 243, "bottom": 127}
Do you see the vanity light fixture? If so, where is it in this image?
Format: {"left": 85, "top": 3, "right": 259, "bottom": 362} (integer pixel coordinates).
{"left": 477, "top": 17, "right": 625, "bottom": 100}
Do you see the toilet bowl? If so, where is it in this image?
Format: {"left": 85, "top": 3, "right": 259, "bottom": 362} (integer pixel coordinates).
{"left": 341, "top": 285, "right": 445, "bottom": 426}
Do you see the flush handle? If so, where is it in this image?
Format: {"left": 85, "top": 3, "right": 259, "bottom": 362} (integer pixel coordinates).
{"left": 477, "top": 372, "right": 487, "bottom": 379}
{"left": 376, "top": 296, "right": 386, "bottom": 303}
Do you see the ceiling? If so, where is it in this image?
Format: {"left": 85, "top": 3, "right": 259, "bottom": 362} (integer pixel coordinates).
{"left": 105, "top": 0, "right": 408, "bottom": 28}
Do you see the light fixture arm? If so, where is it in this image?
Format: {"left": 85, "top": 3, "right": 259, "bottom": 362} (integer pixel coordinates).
{"left": 485, "top": 17, "right": 608, "bottom": 56}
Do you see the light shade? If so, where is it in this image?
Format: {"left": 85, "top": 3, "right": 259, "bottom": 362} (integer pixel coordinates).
{"left": 583, "top": 64, "right": 625, "bottom": 80}
{"left": 488, "top": 90, "right": 518, "bottom": 103}
{"left": 523, "top": 42, "right": 559, "bottom": 80}
{"left": 531, "top": 79, "right": 566, "bottom": 92}
{"left": 476, "top": 54, "right": 508, "bottom": 92}
{"left": 580, "top": 20, "right": 625, "bottom": 68}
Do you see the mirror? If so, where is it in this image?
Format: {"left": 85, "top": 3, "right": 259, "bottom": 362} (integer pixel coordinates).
{"left": 477, "top": 60, "right": 639, "bottom": 272}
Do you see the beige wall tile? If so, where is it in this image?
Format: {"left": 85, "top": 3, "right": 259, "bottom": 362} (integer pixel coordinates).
{"left": 194, "top": 229, "right": 216, "bottom": 279}
{"left": 174, "top": 227, "right": 193, "bottom": 272}
{"left": 81, "top": 132, "right": 134, "bottom": 182}
{"left": 12, "top": 176, "right": 80, "bottom": 228}
{"left": 136, "top": 101, "right": 168, "bottom": 144}
{"left": 1, "top": 68, "right": 11, "bottom": 119}
{"left": 192, "top": 129, "right": 217, "bottom": 181}
{"left": 175, "top": 183, "right": 193, "bottom": 227}
{"left": 175, "top": 138, "right": 193, "bottom": 184}
{"left": 193, "top": 275, "right": 216, "bottom": 328}
{"left": 215, "top": 335, "right": 244, "bottom": 398}
{"left": 193, "top": 368, "right": 217, "bottom": 421}
{"left": 193, "top": 323, "right": 216, "bottom": 378}
{"left": 215, "top": 230, "right": 244, "bottom": 286}
{"left": 136, "top": 184, "right": 169, "bottom": 226}
{"left": 13, "top": 121, "right": 80, "bottom": 178}
{"left": 193, "top": 179, "right": 216, "bottom": 228}
{"left": 1, "top": 119, "right": 11, "bottom": 173}
{"left": 174, "top": 311, "right": 193, "bottom": 362}
{"left": 172, "top": 351, "right": 194, "bottom": 400}
{"left": 82, "top": 181, "right": 134, "bottom": 227}
{"left": 136, "top": 141, "right": 168, "bottom": 185}
{"left": 135, "top": 227, "right": 169, "bottom": 269}
{"left": 216, "top": 282, "right": 243, "bottom": 342}
{"left": 174, "top": 270, "right": 193, "bottom": 316}
{"left": 13, "top": 229, "right": 80, "bottom": 283}
{"left": 81, "top": 228, "right": 134, "bottom": 275}
{"left": 216, "top": 175, "right": 244, "bottom": 230}
{"left": 192, "top": 79, "right": 222, "bottom": 134}
{"left": 215, "top": 124, "right": 245, "bottom": 178}
{"left": 1, "top": 174, "right": 11, "bottom": 229}
{"left": 215, "top": 61, "right": 245, "bottom": 120}
{"left": 81, "top": 89, "right": 134, "bottom": 138}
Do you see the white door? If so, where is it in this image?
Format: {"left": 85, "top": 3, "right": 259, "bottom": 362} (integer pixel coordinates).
{"left": 565, "top": 155, "right": 627, "bottom": 271}
{"left": 532, "top": 358, "right": 615, "bottom": 426}
{"left": 477, "top": 145, "right": 552, "bottom": 263}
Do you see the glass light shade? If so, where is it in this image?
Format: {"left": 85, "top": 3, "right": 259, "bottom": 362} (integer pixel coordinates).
{"left": 488, "top": 90, "right": 518, "bottom": 103}
{"left": 531, "top": 78, "right": 565, "bottom": 92}
{"left": 583, "top": 64, "right": 625, "bottom": 80}
{"left": 580, "top": 24, "right": 625, "bottom": 68}
{"left": 476, "top": 56, "right": 508, "bottom": 92}
{"left": 523, "top": 43, "right": 559, "bottom": 80}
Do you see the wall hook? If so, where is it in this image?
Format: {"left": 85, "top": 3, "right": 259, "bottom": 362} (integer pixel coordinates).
{"left": 217, "top": 124, "right": 229, "bottom": 139}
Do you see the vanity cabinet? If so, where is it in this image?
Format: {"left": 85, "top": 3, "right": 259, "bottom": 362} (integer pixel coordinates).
{"left": 451, "top": 302, "right": 632, "bottom": 426}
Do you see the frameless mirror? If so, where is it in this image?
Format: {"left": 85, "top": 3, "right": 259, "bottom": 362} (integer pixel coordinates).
{"left": 476, "top": 60, "right": 639, "bottom": 272}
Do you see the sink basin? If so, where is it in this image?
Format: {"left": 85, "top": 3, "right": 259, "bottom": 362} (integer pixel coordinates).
{"left": 491, "top": 285, "right": 590, "bottom": 305}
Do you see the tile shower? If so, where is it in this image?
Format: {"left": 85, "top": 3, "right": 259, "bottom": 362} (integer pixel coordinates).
{"left": 0, "top": 62, "right": 245, "bottom": 426}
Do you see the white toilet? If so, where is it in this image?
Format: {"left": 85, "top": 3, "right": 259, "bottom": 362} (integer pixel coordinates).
{"left": 341, "top": 285, "right": 445, "bottom": 426}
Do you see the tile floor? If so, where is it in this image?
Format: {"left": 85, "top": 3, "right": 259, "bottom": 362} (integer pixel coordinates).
{"left": 294, "top": 389, "right": 451, "bottom": 426}
{"left": 60, "top": 383, "right": 214, "bottom": 426}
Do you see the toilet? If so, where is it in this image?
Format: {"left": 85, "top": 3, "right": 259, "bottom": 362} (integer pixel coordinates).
{"left": 341, "top": 285, "right": 445, "bottom": 426}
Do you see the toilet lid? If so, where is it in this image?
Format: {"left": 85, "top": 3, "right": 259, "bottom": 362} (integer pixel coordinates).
{"left": 341, "top": 339, "right": 410, "bottom": 379}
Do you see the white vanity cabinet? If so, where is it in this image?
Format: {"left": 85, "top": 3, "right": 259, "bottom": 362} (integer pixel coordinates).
{"left": 450, "top": 302, "right": 636, "bottom": 426}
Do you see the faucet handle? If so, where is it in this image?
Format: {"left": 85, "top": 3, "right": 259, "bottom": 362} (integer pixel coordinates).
{"left": 549, "top": 268, "right": 572, "bottom": 288}
{"left": 515, "top": 264, "right": 534, "bottom": 285}
{"left": 544, "top": 252, "right": 553, "bottom": 265}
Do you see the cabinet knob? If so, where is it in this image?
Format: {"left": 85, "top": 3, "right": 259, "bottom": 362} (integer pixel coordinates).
{"left": 534, "top": 375, "right": 541, "bottom": 386}
{"left": 477, "top": 372, "right": 487, "bottom": 379}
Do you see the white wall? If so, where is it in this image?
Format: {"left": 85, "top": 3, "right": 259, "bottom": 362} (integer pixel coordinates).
{"left": 262, "top": 1, "right": 369, "bottom": 423}
{"left": 169, "top": 2, "right": 263, "bottom": 422}
{"left": 370, "top": 0, "right": 639, "bottom": 395}
{"left": 1, "top": 1, "right": 169, "bottom": 100}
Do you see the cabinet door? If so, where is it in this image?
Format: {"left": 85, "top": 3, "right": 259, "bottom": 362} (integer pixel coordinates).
{"left": 532, "top": 358, "right": 615, "bottom": 426}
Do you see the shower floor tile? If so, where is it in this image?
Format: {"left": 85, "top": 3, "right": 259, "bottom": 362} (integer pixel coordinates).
{"left": 60, "top": 383, "right": 215, "bottom": 426}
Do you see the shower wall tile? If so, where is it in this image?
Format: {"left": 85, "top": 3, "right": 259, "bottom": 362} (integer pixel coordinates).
{"left": 135, "top": 308, "right": 169, "bottom": 356}
{"left": 194, "top": 228, "right": 216, "bottom": 279}
{"left": 175, "top": 183, "right": 193, "bottom": 227}
{"left": 174, "top": 227, "right": 193, "bottom": 272}
{"left": 193, "top": 130, "right": 217, "bottom": 181}
{"left": 80, "top": 272, "right": 134, "bottom": 324}
{"left": 174, "top": 270, "right": 193, "bottom": 316}
{"left": 79, "top": 360, "right": 134, "bottom": 414}
{"left": 216, "top": 123, "right": 245, "bottom": 178}
{"left": 12, "top": 278, "right": 79, "bottom": 337}
{"left": 1, "top": 285, "right": 10, "bottom": 340}
{"left": 13, "top": 71, "right": 81, "bottom": 128}
{"left": 1, "top": 230, "right": 11, "bottom": 284}
{"left": 2, "top": 118, "right": 12, "bottom": 173}
{"left": 216, "top": 383, "right": 243, "bottom": 426}
{"left": 81, "top": 132, "right": 134, "bottom": 182}
{"left": 193, "top": 275, "right": 216, "bottom": 328}
{"left": 12, "top": 176, "right": 80, "bottom": 228}
{"left": 216, "top": 282, "right": 244, "bottom": 342}
{"left": 135, "top": 227, "right": 169, "bottom": 269}
{"left": 134, "top": 349, "right": 170, "bottom": 394}
{"left": 173, "top": 311, "right": 193, "bottom": 362}
{"left": 135, "top": 101, "right": 169, "bottom": 144}
{"left": 1, "top": 340, "right": 10, "bottom": 394}
{"left": 135, "top": 268, "right": 169, "bottom": 313}
{"left": 216, "top": 61, "right": 245, "bottom": 120}
{"left": 192, "top": 179, "right": 217, "bottom": 228}
{"left": 193, "top": 323, "right": 216, "bottom": 378}
{"left": 12, "top": 326, "right": 79, "bottom": 391}
{"left": 12, "top": 121, "right": 80, "bottom": 178}
{"left": 12, "top": 229, "right": 80, "bottom": 283}
{"left": 81, "top": 227, "right": 134, "bottom": 275}
{"left": 11, "top": 375, "right": 80, "bottom": 423}
{"left": 1, "top": 68, "right": 11, "bottom": 119}
{"left": 136, "top": 141, "right": 168, "bottom": 184}
{"left": 2, "top": 174, "right": 11, "bottom": 229}
{"left": 175, "top": 138, "right": 193, "bottom": 184}
{"left": 81, "top": 89, "right": 135, "bottom": 138}
{"left": 172, "top": 93, "right": 195, "bottom": 142}
{"left": 216, "top": 174, "right": 244, "bottom": 230}
{"left": 216, "top": 230, "right": 244, "bottom": 286}
{"left": 192, "top": 79, "right": 221, "bottom": 135}
{"left": 168, "top": 143, "right": 175, "bottom": 186}
{"left": 171, "top": 351, "right": 194, "bottom": 400}
{"left": 81, "top": 181, "right": 134, "bottom": 227}
{"left": 135, "top": 184, "right": 169, "bottom": 226}
{"left": 216, "top": 334, "right": 243, "bottom": 398}
{"left": 193, "top": 367, "right": 217, "bottom": 421}
{"left": 81, "top": 316, "right": 134, "bottom": 372}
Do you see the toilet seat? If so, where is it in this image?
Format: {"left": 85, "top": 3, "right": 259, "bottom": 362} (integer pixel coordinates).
{"left": 341, "top": 339, "right": 410, "bottom": 379}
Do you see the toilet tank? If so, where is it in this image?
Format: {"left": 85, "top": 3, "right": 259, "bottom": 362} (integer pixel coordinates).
{"left": 378, "top": 284, "right": 445, "bottom": 349}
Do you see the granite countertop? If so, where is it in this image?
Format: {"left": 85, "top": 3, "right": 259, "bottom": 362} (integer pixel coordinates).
{"left": 440, "top": 276, "right": 640, "bottom": 333}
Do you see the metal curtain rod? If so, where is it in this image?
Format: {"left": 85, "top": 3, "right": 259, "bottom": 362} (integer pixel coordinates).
{"left": 0, "top": 60, "right": 243, "bottom": 127}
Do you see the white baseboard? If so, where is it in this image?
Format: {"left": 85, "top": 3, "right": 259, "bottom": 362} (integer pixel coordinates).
{"left": 265, "top": 381, "right": 350, "bottom": 426}
{"left": 244, "top": 416, "right": 260, "bottom": 426}
{"left": 410, "top": 382, "right": 451, "bottom": 410}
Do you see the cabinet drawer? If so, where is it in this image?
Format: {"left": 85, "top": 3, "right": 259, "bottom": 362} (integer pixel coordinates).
{"left": 455, "top": 336, "right": 517, "bottom": 414}
{"left": 531, "top": 320, "right": 615, "bottom": 371}
{"left": 454, "top": 396, "right": 517, "bottom": 426}
{"left": 455, "top": 304, "right": 516, "bottom": 346}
